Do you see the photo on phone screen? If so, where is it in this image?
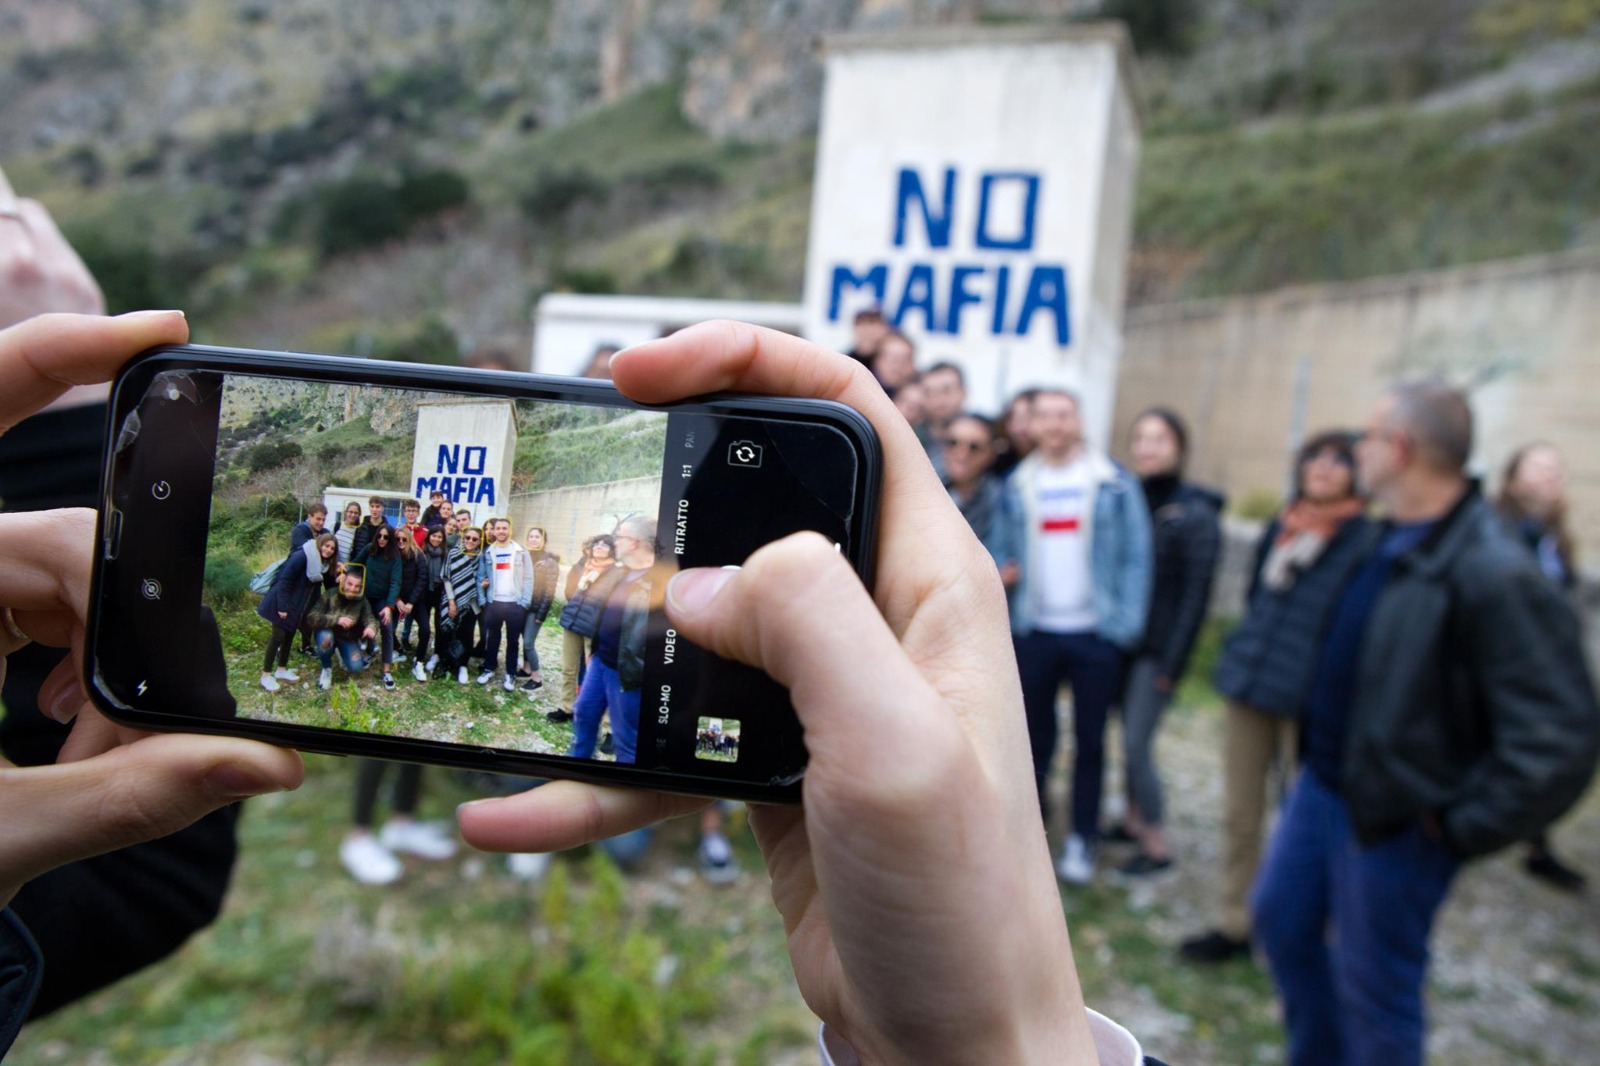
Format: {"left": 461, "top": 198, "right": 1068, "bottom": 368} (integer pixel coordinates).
{"left": 211, "top": 376, "right": 668, "bottom": 762}
{"left": 90, "top": 348, "right": 881, "bottom": 800}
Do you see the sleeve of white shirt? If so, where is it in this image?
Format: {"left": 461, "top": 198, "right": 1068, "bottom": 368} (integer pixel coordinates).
{"left": 816, "top": 1011, "right": 1144, "bottom": 1065}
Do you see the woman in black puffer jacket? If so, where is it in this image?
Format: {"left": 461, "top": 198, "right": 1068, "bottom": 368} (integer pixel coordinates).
{"left": 1180, "top": 430, "right": 1370, "bottom": 964}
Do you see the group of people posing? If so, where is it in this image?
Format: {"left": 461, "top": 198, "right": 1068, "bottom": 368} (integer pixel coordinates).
{"left": 850, "top": 306, "right": 1598, "bottom": 1066}
{"left": 251, "top": 490, "right": 661, "bottom": 768}
{"left": 256, "top": 492, "right": 555, "bottom": 696}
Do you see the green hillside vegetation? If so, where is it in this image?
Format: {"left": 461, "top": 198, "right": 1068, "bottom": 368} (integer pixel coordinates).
{"left": 1137, "top": 76, "right": 1600, "bottom": 297}
{"left": 513, "top": 404, "right": 669, "bottom": 491}
{"left": 8, "top": 0, "right": 1598, "bottom": 352}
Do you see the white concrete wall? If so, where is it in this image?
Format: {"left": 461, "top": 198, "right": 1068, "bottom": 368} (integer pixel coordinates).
{"left": 410, "top": 402, "right": 519, "bottom": 516}
{"left": 800, "top": 23, "right": 1142, "bottom": 440}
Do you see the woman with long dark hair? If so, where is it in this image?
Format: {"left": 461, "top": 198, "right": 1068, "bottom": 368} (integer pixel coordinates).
{"left": 257, "top": 532, "right": 338, "bottom": 692}
{"left": 353, "top": 522, "right": 403, "bottom": 690}
{"left": 1497, "top": 442, "right": 1587, "bottom": 893}
{"left": 410, "top": 524, "right": 449, "bottom": 682}
{"left": 1181, "top": 430, "right": 1371, "bottom": 964}
{"left": 1115, "top": 408, "right": 1223, "bottom": 876}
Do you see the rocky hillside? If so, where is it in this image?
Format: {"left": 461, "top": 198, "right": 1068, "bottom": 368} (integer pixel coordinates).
{"left": 3, "top": 0, "right": 1597, "bottom": 360}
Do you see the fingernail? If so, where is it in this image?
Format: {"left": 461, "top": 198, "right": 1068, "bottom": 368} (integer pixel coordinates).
{"left": 42, "top": 685, "right": 80, "bottom": 725}
{"left": 456, "top": 799, "right": 489, "bottom": 813}
{"left": 666, "top": 568, "right": 733, "bottom": 615}
{"left": 121, "top": 309, "right": 186, "bottom": 321}
{"left": 205, "top": 762, "right": 284, "bottom": 799}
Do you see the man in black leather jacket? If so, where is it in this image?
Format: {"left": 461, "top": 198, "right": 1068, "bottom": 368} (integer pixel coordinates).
{"left": 1253, "top": 380, "right": 1600, "bottom": 1066}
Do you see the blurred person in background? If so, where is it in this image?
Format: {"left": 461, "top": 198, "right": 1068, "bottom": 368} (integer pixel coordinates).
{"left": 341, "top": 759, "right": 459, "bottom": 886}
{"left": 891, "top": 374, "right": 925, "bottom": 430}
{"left": 1252, "top": 383, "right": 1599, "bottom": 1066}
{"left": 1112, "top": 409, "right": 1222, "bottom": 876}
{"left": 1496, "top": 441, "right": 1589, "bottom": 892}
{"left": 1006, "top": 389, "right": 1152, "bottom": 886}
{"left": 920, "top": 361, "right": 967, "bottom": 478}
{"left": 0, "top": 184, "right": 255, "bottom": 1022}
{"left": 580, "top": 342, "right": 620, "bottom": 379}
{"left": 868, "top": 329, "right": 917, "bottom": 396}
{"left": 464, "top": 344, "right": 516, "bottom": 372}
{"left": 1180, "top": 430, "right": 1370, "bottom": 963}
{"left": 992, "top": 387, "right": 1039, "bottom": 481}
{"left": 845, "top": 306, "right": 889, "bottom": 365}
{"left": 941, "top": 414, "right": 1020, "bottom": 587}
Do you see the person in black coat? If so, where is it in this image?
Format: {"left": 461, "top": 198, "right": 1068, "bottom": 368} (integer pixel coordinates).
{"left": 1496, "top": 441, "right": 1588, "bottom": 893}
{"left": 1181, "top": 430, "right": 1370, "bottom": 964}
{"left": 1113, "top": 409, "right": 1223, "bottom": 876}
{"left": 287, "top": 504, "right": 330, "bottom": 654}
{"left": 256, "top": 533, "right": 338, "bottom": 692}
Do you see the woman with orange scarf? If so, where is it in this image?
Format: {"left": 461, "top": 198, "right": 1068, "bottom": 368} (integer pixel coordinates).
{"left": 1180, "top": 430, "right": 1371, "bottom": 965}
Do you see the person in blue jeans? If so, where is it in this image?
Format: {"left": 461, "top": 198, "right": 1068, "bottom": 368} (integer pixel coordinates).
{"left": 569, "top": 515, "right": 656, "bottom": 766}
{"left": 1005, "top": 388, "right": 1152, "bottom": 886}
{"left": 1252, "top": 381, "right": 1600, "bottom": 1066}
{"left": 306, "top": 569, "right": 380, "bottom": 690}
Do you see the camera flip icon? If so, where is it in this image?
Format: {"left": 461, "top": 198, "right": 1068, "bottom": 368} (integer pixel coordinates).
{"left": 727, "top": 440, "right": 764, "bottom": 469}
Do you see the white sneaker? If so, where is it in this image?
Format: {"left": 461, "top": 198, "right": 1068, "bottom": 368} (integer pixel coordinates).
{"left": 319, "top": 668, "right": 333, "bottom": 690}
{"left": 698, "top": 831, "right": 738, "bottom": 885}
{"left": 274, "top": 667, "right": 300, "bottom": 682}
{"left": 427, "top": 654, "right": 439, "bottom": 671}
{"left": 413, "top": 661, "right": 427, "bottom": 682}
{"left": 260, "top": 673, "right": 280, "bottom": 693}
{"left": 507, "top": 852, "right": 552, "bottom": 882}
{"left": 1057, "top": 834, "right": 1096, "bottom": 886}
{"left": 458, "top": 666, "right": 469, "bottom": 684}
{"left": 477, "top": 669, "right": 494, "bottom": 685}
{"left": 502, "top": 673, "right": 515, "bottom": 692}
{"left": 379, "top": 820, "right": 458, "bottom": 861}
{"left": 340, "top": 835, "right": 402, "bottom": 885}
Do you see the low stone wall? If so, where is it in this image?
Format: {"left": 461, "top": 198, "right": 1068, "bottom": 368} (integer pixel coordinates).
{"left": 507, "top": 475, "right": 662, "bottom": 570}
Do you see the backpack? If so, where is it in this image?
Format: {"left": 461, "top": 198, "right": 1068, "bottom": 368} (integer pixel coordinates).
{"left": 249, "top": 556, "right": 286, "bottom": 596}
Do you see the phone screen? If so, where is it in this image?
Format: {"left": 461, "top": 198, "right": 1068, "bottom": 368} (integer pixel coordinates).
{"left": 91, "top": 351, "right": 879, "bottom": 798}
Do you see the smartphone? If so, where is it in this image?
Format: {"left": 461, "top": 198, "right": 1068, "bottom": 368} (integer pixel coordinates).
{"left": 85, "top": 344, "right": 881, "bottom": 803}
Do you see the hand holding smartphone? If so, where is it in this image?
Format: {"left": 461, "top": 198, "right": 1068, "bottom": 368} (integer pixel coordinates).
{"left": 86, "top": 341, "right": 882, "bottom": 802}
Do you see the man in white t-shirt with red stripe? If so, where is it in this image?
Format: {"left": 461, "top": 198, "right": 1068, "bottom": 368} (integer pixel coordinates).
{"left": 1005, "top": 389, "right": 1152, "bottom": 886}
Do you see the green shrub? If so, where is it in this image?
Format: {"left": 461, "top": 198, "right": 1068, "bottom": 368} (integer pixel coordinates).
{"left": 313, "top": 168, "right": 472, "bottom": 258}
{"left": 370, "top": 316, "right": 460, "bottom": 365}
{"left": 376, "top": 857, "right": 721, "bottom": 1065}
{"left": 243, "top": 440, "right": 303, "bottom": 474}
{"left": 518, "top": 169, "right": 610, "bottom": 226}
{"left": 203, "top": 556, "right": 254, "bottom": 602}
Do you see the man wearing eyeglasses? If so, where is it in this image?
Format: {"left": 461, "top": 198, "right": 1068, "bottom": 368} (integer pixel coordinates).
{"left": 1253, "top": 381, "right": 1599, "bottom": 1066}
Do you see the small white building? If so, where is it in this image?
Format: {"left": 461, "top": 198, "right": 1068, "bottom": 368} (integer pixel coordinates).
{"left": 530, "top": 293, "right": 807, "bottom": 376}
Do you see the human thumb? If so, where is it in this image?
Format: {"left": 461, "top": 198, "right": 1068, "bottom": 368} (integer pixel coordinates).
{"left": 0, "top": 734, "right": 302, "bottom": 904}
